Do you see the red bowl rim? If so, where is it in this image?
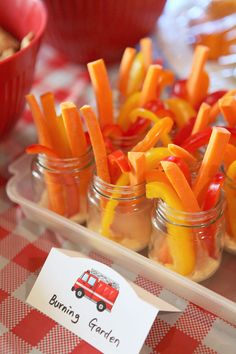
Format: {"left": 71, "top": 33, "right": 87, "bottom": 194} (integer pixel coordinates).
{"left": 0, "top": 0, "right": 48, "bottom": 65}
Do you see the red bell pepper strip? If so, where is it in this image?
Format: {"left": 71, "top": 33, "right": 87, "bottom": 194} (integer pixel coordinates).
{"left": 108, "top": 149, "right": 131, "bottom": 173}
{"left": 173, "top": 116, "right": 196, "bottom": 145}
{"left": 25, "top": 144, "right": 59, "bottom": 157}
{"left": 202, "top": 173, "right": 225, "bottom": 211}
{"left": 102, "top": 124, "right": 123, "bottom": 139}
{"left": 204, "top": 90, "right": 227, "bottom": 106}
{"left": 171, "top": 79, "right": 187, "bottom": 100}
{"left": 124, "top": 117, "right": 150, "bottom": 137}
{"left": 162, "top": 155, "right": 191, "bottom": 185}
{"left": 144, "top": 99, "right": 165, "bottom": 113}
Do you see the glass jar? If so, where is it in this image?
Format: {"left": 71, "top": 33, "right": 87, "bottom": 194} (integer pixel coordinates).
{"left": 31, "top": 148, "right": 94, "bottom": 223}
{"left": 148, "top": 195, "right": 225, "bottom": 282}
{"left": 87, "top": 174, "right": 152, "bottom": 251}
{"left": 223, "top": 172, "right": 236, "bottom": 254}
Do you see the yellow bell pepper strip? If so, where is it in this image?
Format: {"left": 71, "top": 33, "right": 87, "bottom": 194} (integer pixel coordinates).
{"left": 193, "top": 127, "right": 231, "bottom": 206}
{"left": 186, "top": 45, "right": 209, "bottom": 108}
{"left": 225, "top": 161, "right": 236, "bottom": 240}
{"left": 140, "top": 37, "right": 153, "bottom": 72}
{"left": 219, "top": 95, "right": 236, "bottom": 127}
{"left": 161, "top": 161, "right": 200, "bottom": 212}
{"left": 87, "top": 59, "right": 114, "bottom": 128}
{"left": 146, "top": 181, "right": 196, "bottom": 276}
{"left": 40, "top": 92, "right": 71, "bottom": 158}
{"left": 128, "top": 107, "right": 171, "bottom": 146}
{"left": 191, "top": 102, "right": 210, "bottom": 135}
{"left": 117, "top": 91, "right": 141, "bottom": 131}
{"left": 139, "top": 64, "right": 162, "bottom": 107}
{"left": 128, "top": 151, "right": 145, "bottom": 185}
{"left": 132, "top": 117, "right": 173, "bottom": 152}
{"left": 167, "top": 144, "right": 197, "bottom": 165}
{"left": 164, "top": 97, "right": 196, "bottom": 128}
{"left": 118, "top": 47, "right": 137, "bottom": 98}
{"left": 145, "top": 147, "right": 170, "bottom": 170}
{"left": 101, "top": 173, "right": 130, "bottom": 237}
{"left": 126, "top": 52, "right": 145, "bottom": 96}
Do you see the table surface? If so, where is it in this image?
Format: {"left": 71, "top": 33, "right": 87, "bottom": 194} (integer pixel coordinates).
{"left": 0, "top": 43, "right": 236, "bottom": 354}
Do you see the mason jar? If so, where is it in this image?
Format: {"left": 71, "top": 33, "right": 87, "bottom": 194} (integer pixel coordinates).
{"left": 31, "top": 148, "right": 94, "bottom": 223}
{"left": 222, "top": 172, "right": 236, "bottom": 254}
{"left": 148, "top": 195, "right": 225, "bottom": 282}
{"left": 87, "top": 174, "right": 152, "bottom": 251}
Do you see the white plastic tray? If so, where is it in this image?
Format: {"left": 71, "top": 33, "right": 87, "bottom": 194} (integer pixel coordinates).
{"left": 6, "top": 153, "right": 236, "bottom": 325}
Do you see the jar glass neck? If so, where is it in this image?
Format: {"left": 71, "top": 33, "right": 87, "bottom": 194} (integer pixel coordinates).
{"left": 154, "top": 195, "right": 225, "bottom": 227}
{"left": 92, "top": 175, "right": 145, "bottom": 200}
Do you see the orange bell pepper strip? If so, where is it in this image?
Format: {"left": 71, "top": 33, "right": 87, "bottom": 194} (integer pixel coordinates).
{"left": 164, "top": 97, "right": 196, "bottom": 128}
{"left": 219, "top": 95, "right": 236, "bottom": 127}
{"left": 145, "top": 167, "right": 170, "bottom": 184}
{"left": 186, "top": 45, "right": 209, "bottom": 108}
{"left": 118, "top": 47, "right": 137, "bottom": 97}
{"left": 139, "top": 64, "right": 162, "bottom": 107}
{"left": 191, "top": 102, "right": 210, "bottom": 135}
{"left": 40, "top": 92, "right": 71, "bottom": 158}
{"left": 146, "top": 181, "right": 196, "bottom": 276}
{"left": 87, "top": 59, "right": 114, "bottom": 128}
{"left": 140, "top": 37, "right": 153, "bottom": 72}
{"left": 167, "top": 144, "right": 197, "bottom": 165}
{"left": 131, "top": 117, "right": 173, "bottom": 152}
{"left": 193, "top": 127, "right": 231, "bottom": 206}
{"left": 209, "top": 89, "right": 236, "bottom": 123}
{"left": 117, "top": 92, "right": 141, "bottom": 131}
{"left": 80, "top": 105, "right": 110, "bottom": 183}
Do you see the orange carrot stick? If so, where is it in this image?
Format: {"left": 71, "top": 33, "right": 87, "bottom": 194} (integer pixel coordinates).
{"left": 219, "top": 95, "right": 236, "bottom": 127}
{"left": 61, "top": 102, "right": 87, "bottom": 157}
{"left": 132, "top": 117, "right": 173, "bottom": 152}
{"left": 193, "top": 127, "right": 231, "bottom": 205}
{"left": 118, "top": 47, "right": 137, "bottom": 97}
{"left": 128, "top": 151, "right": 146, "bottom": 185}
{"left": 161, "top": 161, "right": 201, "bottom": 212}
{"left": 87, "top": 59, "right": 113, "bottom": 128}
{"left": 140, "top": 37, "right": 153, "bottom": 71}
{"left": 186, "top": 45, "right": 209, "bottom": 108}
{"left": 145, "top": 167, "right": 170, "bottom": 184}
{"left": 139, "top": 64, "right": 162, "bottom": 107}
{"left": 223, "top": 143, "right": 236, "bottom": 168}
{"left": 80, "top": 105, "right": 110, "bottom": 183}
{"left": 40, "top": 92, "right": 71, "bottom": 157}
{"left": 25, "top": 94, "right": 52, "bottom": 148}
{"left": 192, "top": 102, "right": 210, "bottom": 135}
{"left": 167, "top": 144, "right": 197, "bottom": 164}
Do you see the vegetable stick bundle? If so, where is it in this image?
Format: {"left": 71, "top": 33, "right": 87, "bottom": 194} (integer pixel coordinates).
{"left": 26, "top": 93, "right": 92, "bottom": 220}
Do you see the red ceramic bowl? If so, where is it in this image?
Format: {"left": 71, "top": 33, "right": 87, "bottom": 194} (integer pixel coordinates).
{"left": 0, "top": 0, "right": 47, "bottom": 138}
{"left": 43, "top": 0, "right": 166, "bottom": 64}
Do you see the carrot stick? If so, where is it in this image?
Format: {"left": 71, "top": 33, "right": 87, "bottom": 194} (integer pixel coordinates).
{"left": 80, "top": 105, "right": 110, "bottom": 183}
{"left": 186, "top": 45, "right": 209, "bottom": 108}
{"left": 191, "top": 102, "right": 210, "bottom": 135}
{"left": 128, "top": 152, "right": 146, "bottom": 185}
{"left": 209, "top": 89, "right": 236, "bottom": 123}
{"left": 219, "top": 95, "right": 236, "bottom": 127}
{"left": 145, "top": 167, "right": 170, "bottom": 184}
{"left": 139, "top": 64, "right": 162, "bottom": 107}
{"left": 131, "top": 117, "right": 173, "bottom": 152}
{"left": 40, "top": 92, "right": 71, "bottom": 157}
{"left": 140, "top": 37, "right": 153, "bottom": 71}
{"left": 118, "top": 47, "right": 137, "bottom": 97}
{"left": 167, "top": 144, "right": 197, "bottom": 164}
{"left": 87, "top": 59, "right": 113, "bottom": 128}
{"left": 61, "top": 102, "right": 87, "bottom": 157}
{"left": 25, "top": 94, "right": 52, "bottom": 148}
{"left": 224, "top": 143, "right": 236, "bottom": 168}
{"left": 193, "top": 127, "right": 231, "bottom": 205}
{"left": 161, "top": 161, "right": 201, "bottom": 212}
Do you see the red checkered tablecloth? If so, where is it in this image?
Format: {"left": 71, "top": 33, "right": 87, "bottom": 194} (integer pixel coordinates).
{"left": 0, "top": 44, "right": 236, "bottom": 354}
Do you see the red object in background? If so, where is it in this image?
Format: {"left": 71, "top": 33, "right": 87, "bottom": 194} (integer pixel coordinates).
{"left": 43, "top": 0, "right": 166, "bottom": 64}
{"left": 204, "top": 90, "right": 227, "bottom": 106}
{"left": 0, "top": 0, "right": 47, "bottom": 138}
{"left": 72, "top": 270, "right": 119, "bottom": 312}
{"left": 173, "top": 116, "right": 196, "bottom": 145}
{"left": 172, "top": 79, "right": 187, "bottom": 99}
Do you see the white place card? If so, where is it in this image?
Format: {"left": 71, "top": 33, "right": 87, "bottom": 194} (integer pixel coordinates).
{"left": 27, "top": 248, "right": 180, "bottom": 354}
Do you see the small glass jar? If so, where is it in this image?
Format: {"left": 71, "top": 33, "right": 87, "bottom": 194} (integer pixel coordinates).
{"left": 148, "top": 195, "right": 225, "bottom": 282}
{"left": 223, "top": 172, "right": 236, "bottom": 254}
{"left": 31, "top": 148, "right": 94, "bottom": 223}
{"left": 87, "top": 175, "right": 152, "bottom": 251}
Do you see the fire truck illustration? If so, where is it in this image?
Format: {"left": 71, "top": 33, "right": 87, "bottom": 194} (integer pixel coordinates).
{"left": 71, "top": 269, "right": 119, "bottom": 312}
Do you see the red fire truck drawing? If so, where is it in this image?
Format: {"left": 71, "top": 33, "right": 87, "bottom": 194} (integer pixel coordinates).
{"left": 71, "top": 269, "right": 119, "bottom": 312}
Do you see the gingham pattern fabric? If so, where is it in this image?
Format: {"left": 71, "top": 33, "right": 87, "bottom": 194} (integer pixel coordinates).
{"left": 0, "top": 44, "right": 236, "bottom": 354}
